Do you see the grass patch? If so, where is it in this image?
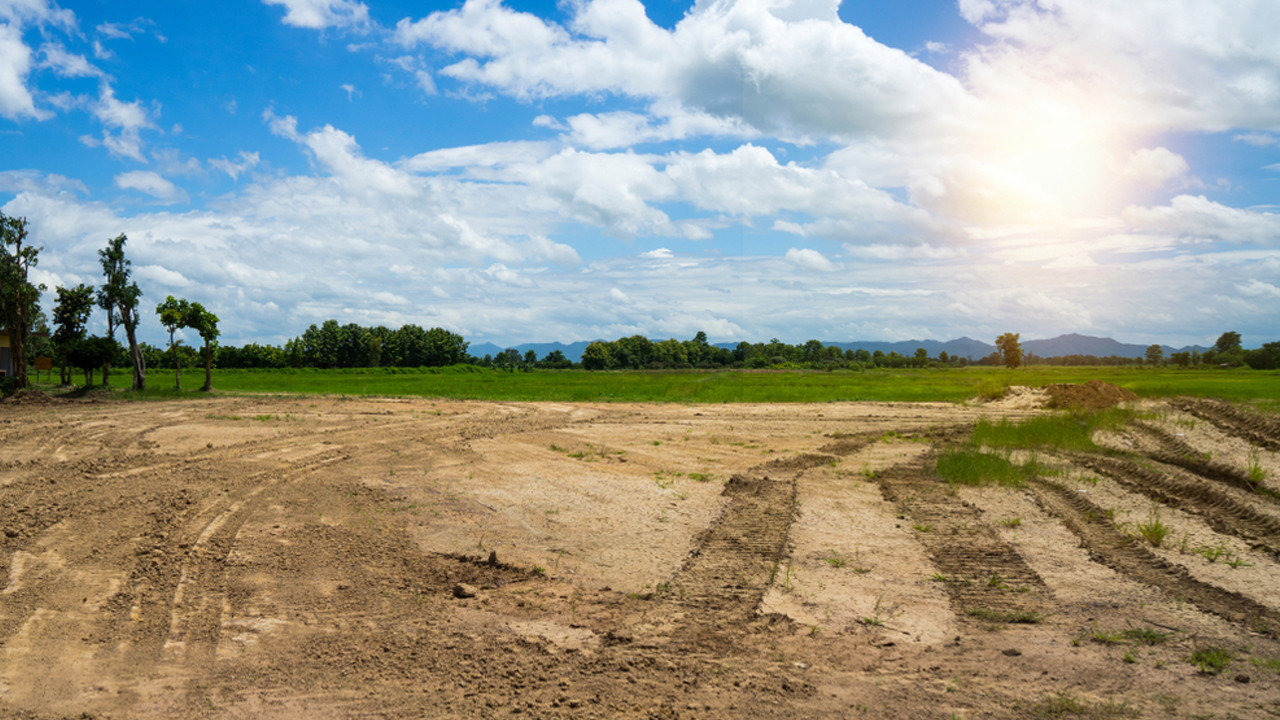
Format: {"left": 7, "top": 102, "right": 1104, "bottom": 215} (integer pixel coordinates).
{"left": 55, "top": 365, "right": 1280, "bottom": 404}
{"left": 1031, "top": 691, "right": 1138, "bottom": 719}
{"left": 934, "top": 447, "right": 1045, "bottom": 488}
{"left": 971, "top": 408, "right": 1134, "bottom": 453}
{"left": 967, "top": 607, "right": 1044, "bottom": 624}
{"left": 1187, "top": 646, "right": 1234, "bottom": 675}
{"left": 1134, "top": 508, "right": 1169, "bottom": 547}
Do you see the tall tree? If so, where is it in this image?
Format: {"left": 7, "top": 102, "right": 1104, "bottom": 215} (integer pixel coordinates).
{"left": 0, "top": 213, "right": 44, "bottom": 389}
{"left": 52, "top": 284, "right": 96, "bottom": 385}
{"left": 185, "top": 302, "right": 220, "bottom": 391}
{"left": 99, "top": 235, "right": 146, "bottom": 389}
{"left": 1144, "top": 344, "right": 1164, "bottom": 366}
{"left": 995, "top": 332, "right": 1023, "bottom": 370}
{"left": 156, "top": 295, "right": 191, "bottom": 389}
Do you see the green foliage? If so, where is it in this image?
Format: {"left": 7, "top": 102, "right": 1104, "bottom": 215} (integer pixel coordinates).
{"left": 1187, "top": 646, "right": 1234, "bottom": 675}
{"left": 98, "top": 234, "right": 145, "bottom": 389}
{"left": 1134, "top": 508, "right": 1169, "bottom": 547}
{"left": 971, "top": 408, "right": 1133, "bottom": 452}
{"left": 0, "top": 212, "right": 45, "bottom": 388}
{"left": 935, "top": 447, "right": 1045, "bottom": 488}
{"left": 995, "top": 332, "right": 1023, "bottom": 369}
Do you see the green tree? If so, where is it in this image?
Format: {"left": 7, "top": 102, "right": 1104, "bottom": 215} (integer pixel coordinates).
{"left": 581, "top": 341, "right": 615, "bottom": 370}
{"left": 995, "top": 333, "right": 1023, "bottom": 369}
{"left": 0, "top": 213, "right": 44, "bottom": 389}
{"left": 52, "top": 284, "right": 96, "bottom": 385}
{"left": 66, "top": 336, "right": 120, "bottom": 387}
{"left": 156, "top": 296, "right": 192, "bottom": 389}
{"left": 1144, "top": 344, "right": 1164, "bottom": 366}
{"left": 185, "top": 302, "right": 220, "bottom": 391}
{"left": 1214, "top": 331, "right": 1242, "bottom": 354}
{"left": 99, "top": 234, "right": 146, "bottom": 389}
{"left": 1170, "top": 351, "right": 1192, "bottom": 368}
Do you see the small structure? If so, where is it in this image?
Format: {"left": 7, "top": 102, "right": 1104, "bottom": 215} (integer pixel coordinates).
{"left": 0, "top": 329, "right": 11, "bottom": 378}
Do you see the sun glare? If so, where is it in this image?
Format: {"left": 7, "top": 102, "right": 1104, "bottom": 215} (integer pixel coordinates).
{"left": 975, "top": 98, "right": 1118, "bottom": 224}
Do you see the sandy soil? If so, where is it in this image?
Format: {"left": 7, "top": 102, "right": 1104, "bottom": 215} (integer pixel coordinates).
{"left": 1, "top": 392, "right": 1279, "bottom": 718}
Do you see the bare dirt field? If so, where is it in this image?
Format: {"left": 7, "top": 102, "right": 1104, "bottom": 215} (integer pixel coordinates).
{"left": 2, "top": 391, "right": 1279, "bottom": 718}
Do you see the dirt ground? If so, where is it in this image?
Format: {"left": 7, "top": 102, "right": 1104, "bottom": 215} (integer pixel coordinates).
{"left": 2, "top": 390, "right": 1279, "bottom": 719}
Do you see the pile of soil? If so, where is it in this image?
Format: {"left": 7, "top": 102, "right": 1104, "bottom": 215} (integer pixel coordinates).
{"left": 1041, "top": 379, "right": 1138, "bottom": 410}
{"left": 3, "top": 389, "right": 52, "bottom": 405}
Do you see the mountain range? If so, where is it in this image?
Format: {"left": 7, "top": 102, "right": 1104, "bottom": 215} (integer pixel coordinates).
{"left": 469, "top": 333, "right": 1211, "bottom": 363}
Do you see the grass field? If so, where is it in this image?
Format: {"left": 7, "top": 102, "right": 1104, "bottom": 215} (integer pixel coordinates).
{"left": 94, "top": 365, "right": 1280, "bottom": 407}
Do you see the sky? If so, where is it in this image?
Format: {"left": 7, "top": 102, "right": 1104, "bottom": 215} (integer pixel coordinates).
{"left": 2, "top": 0, "right": 1279, "bottom": 350}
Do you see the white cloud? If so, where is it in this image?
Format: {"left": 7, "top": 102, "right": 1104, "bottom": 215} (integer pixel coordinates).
{"left": 0, "top": 24, "right": 45, "bottom": 119}
{"left": 262, "top": 0, "right": 371, "bottom": 30}
{"left": 135, "top": 264, "right": 191, "bottom": 288}
{"left": 1239, "top": 279, "right": 1280, "bottom": 299}
{"left": 87, "top": 83, "right": 153, "bottom": 161}
{"left": 38, "top": 42, "right": 100, "bottom": 78}
{"left": 609, "top": 287, "right": 630, "bottom": 303}
{"left": 395, "top": 0, "right": 969, "bottom": 143}
{"left": 641, "top": 248, "right": 673, "bottom": 259}
{"left": 114, "top": 170, "right": 185, "bottom": 203}
{"left": 1234, "top": 132, "right": 1278, "bottom": 147}
{"left": 209, "top": 151, "right": 261, "bottom": 180}
{"left": 1122, "top": 147, "right": 1190, "bottom": 189}
{"left": 1123, "top": 195, "right": 1280, "bottom": 245}
{"left": 785, "top": 247, "right": 836, "bottom": 272}
{"left": 960, "top": 0, "right": 1280, "bottom": 135}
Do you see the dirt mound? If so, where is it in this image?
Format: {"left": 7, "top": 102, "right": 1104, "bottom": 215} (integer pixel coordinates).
{"left": 1042, "top": 379, "right": 1137, "bottom": 410}
{"left": 3, "top": 388, "right": 52, "bottom": 405}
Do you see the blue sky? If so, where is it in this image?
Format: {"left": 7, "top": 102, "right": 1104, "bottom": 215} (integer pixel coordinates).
{"left": 2, "top": 0, "right": 1279, "bottom": 349}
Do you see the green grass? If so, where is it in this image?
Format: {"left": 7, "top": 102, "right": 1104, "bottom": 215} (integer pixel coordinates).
{"left": 38, "top": 365, "right": 1280, "bottom": 404}
{"left": 934, "top": 448, "right": 1046, "bottom": 488}
{"left": 970, "top": 408, "right": 1134, "bottom": 453}
{"left": 1187, "top": 646, "right": 1234, "bottom": 675}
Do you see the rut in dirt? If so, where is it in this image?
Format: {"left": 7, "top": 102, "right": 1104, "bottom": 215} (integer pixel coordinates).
{"left": 1172, "top": 398, "right": 1280, "bottom": 453}
{"left": 1030, "top": 479, "right": 1280, "bottom": 638}
{"left": 1128, "top": 422, "right": 1280, "bottom": 503}
{"left": 876, "top": 460, "right": 1051, "bottom": 622}
{"left": 1069, "top": 453, "right": 1280, "bottom": 557}
{"left": 663, "top": 441, "right": 884, "bottom": 635}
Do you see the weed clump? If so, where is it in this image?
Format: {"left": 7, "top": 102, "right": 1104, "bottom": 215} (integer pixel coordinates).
{"left": 934, "top": 448, "right": 1045, "bottom": 488}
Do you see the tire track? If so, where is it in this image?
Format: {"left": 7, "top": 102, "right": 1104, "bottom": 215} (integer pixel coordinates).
{"left": 661, "top": 446, "right": 874, "bottom": 635}
{"left": 1172, "top": 398, "right": 1280, "bottom": 453}
{"left": 876, "top": 461, "right": 1050, "bottom": 622}
{"left": 1029, "top": 479, "right": 1280, "bottom": 637}
{"left": 1070, "top": 453, "right": 1280, "bottom": 557}
{"left": 1130, "top": 422, "right": 1280, "bottom": 503}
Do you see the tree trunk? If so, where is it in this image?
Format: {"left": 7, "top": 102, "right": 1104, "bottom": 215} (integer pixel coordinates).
{"left": 124, "top": 318, "right": 145, "bottom": 391}
{"left": 9, "top": 327, "right": 26, "bottom": 389}
{"left": 169, "top": 329, "right": 180, "bottom": 390}
{"left": 201, "top": 341, "right": 213, "bottom": 392}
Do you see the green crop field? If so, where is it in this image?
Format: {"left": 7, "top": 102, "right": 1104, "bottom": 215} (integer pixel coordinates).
{"left": 104, "top": 365, "right": 1280, "bottom": 408}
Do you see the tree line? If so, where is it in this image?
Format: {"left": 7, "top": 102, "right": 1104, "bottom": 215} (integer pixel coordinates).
{"left": 1, "top": 211, "right": 218, "bottom": 393}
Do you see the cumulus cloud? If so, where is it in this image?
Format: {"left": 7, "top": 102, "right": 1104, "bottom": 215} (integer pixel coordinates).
{"left": 262, "top": 0, "right": 371, "bottom": 30}
{"left": 394, "top": 0, "right": 969, "bottom": 142}
{"left": 960, "top": 0, "right": 1280, "bottom": 134}
{"left": 1122, "top": 147, "right": 1191, "bottom": 189}
{"left": 1122, "top": 195, "right": 1280, "bottom": 245}
{"left": 785, "top": 247, "right": 836, "bottom": 272}
{"left": 114, "top": 170, "right": 185, "bottom": 202}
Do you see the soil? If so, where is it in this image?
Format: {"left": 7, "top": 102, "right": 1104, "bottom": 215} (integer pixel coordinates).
{"left": 2, "top": 390, "right": 1279, "bottom": 718}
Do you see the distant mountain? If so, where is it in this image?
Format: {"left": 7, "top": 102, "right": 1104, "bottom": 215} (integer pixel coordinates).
{"left": 469, "top": 341, "right": 594, "bottom": 362}
{"left": 471, "top": 334, "right": 1212, "bottom": 364}
{"left": 1023, "top": 334, "right": 1209, "bottom": 360}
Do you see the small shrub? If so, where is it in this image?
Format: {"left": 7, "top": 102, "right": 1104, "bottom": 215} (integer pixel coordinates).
{"left": 1135, "top": 508, "right": 1169, "bottom": 547}
{"left": 1187, "top": 646, "right": 1233, "bottom": 675}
